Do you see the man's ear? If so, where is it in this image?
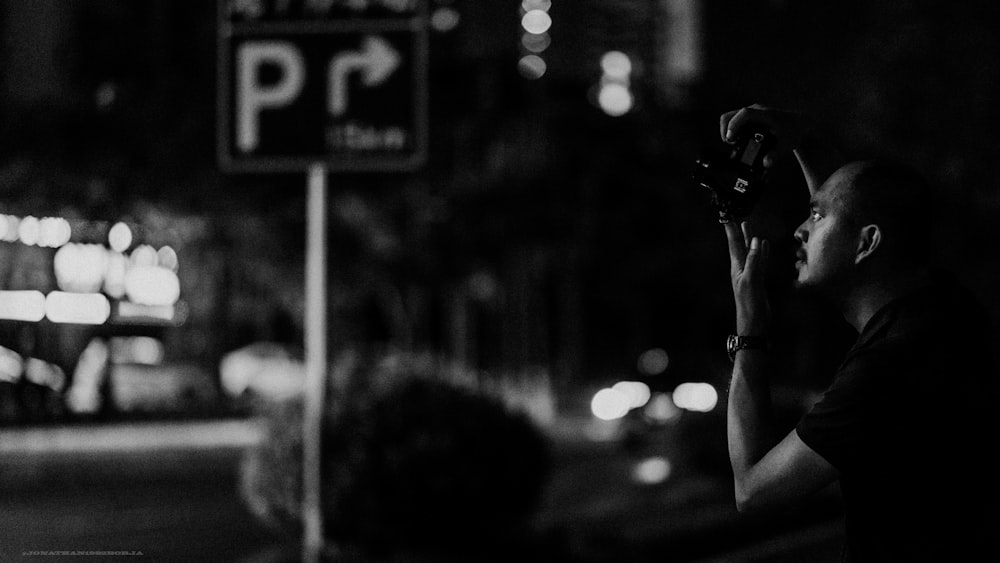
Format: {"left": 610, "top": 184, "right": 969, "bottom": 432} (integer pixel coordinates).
{"left": 855, "top": 224, "right": 882, "bottom": 264}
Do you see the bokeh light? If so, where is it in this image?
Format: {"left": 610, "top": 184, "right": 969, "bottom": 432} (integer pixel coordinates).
{"left": 521, "top": 32, "right": 551, "bottom": 53}
{"left": 54, "top": 244, "right": 110, "bottom": 294}
{"left": 633, "top": 456, "right": 672, "bottom": 485}
{"left": 125, "top": 266, "right": 181, "bottom": 307}
{"left": 591, "top": 387, "right": 631, "bottom": 420}
{"left": 24, "top": 358, "right": 66, "bottom": 391}
{"left": 130, "top": 244, "right": 158, "bottom": 267}
{"left": 104, "top": 251, "right": 128, "bottom": 298}
{"left": 612, "top": 380, "right": 652, "bottom": 409}
{"left": 112, "top": 336, "right": 165, "bottom": 365}
{"left": 39, "top": 217, "right": 71, "bottom": 248}
{"left": 637, "top": 348, "right": 670, "bottom": 376}
{"left": 598, "top": 83, "right": 633, "bottom": 116}
{"left": 644, "top": 392, "right": 681, "bottom": 423}
{"left": 17, "top": 216, "right": 40, "bottom": 246}
{"left": 522, "top": 0, "right": 552, "bottom": 11}
{"left": 600, "top": 50, "right": 632, "bottom": 80}
{"left": 518, "top": 54, "right": 547, "bottom": 79}
{"left": 521, "top": 10, "right": 552, "bottom": 34}
{"left": 430, "top": 7, "right": 460, "bottom": 32}
{"left": 108, "top": 222, "right": 133, "bottom": 253}
{"left": 673, "top": 382, "right": 719, "bottom": 413}
{"left": 157, "top": 246, "right": 179, "bottom": 272}
{"left": 0, "top": 345, "right": 24, "bottom": 383}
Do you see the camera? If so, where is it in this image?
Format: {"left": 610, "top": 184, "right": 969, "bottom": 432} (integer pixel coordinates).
{"left": 692, "top": 131, "right": 774, "bottom": 223}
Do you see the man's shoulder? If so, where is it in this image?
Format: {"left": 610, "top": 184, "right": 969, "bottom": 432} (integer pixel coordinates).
{"left": 908, "top": 269, "right": 990, "bottom": 327}
{"left": 862, "top": 270, "right": 991, "bottom": 352}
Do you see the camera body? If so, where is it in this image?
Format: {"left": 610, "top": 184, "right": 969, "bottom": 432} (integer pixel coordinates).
{"left": 692, "top": 131, "right": 774, "bottom": 223}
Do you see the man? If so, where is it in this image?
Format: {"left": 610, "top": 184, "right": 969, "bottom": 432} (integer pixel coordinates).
{"left": 720, "top": 105, "right": 998, "bottom": 561}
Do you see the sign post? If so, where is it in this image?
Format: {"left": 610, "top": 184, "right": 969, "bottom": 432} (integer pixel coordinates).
{"left": 217, "top": 2, "right": 427, "bottom": 561}
{"left": 302, "top": 162, "right": 327, "bottom": 561}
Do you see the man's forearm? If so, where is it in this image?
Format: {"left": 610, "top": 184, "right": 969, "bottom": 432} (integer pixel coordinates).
{"left": 727, "top": 348, "right": 775, "bottom": 490}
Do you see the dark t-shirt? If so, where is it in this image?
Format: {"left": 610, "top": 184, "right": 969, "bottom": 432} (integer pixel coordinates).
{"left": 797, "top": 272, "right": 999, "bottom": 562}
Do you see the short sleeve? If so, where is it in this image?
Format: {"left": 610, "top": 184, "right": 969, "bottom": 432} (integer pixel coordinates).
{"left": 796, "top": 348, "right": 897, "bottom": 470}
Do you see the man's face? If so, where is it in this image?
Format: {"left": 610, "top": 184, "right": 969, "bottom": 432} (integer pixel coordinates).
{"left": 793, "top": 167, "right": 861, "bottom": 293}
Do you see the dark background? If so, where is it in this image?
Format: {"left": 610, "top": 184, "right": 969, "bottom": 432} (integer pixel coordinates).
{"left": 2, "top": 1, "right": 999, "bottom": 560}
{"left": 2, "top": 0, "right": 999, "bottom": 395}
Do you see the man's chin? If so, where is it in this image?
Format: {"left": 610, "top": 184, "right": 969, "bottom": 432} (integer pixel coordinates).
{"left": 793, "top": 272, "right": 812, "bottom": 290}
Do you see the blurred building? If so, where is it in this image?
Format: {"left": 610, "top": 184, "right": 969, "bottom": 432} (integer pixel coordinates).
{"left": 1, "top": 0, "right": 1000, "bottom": 423}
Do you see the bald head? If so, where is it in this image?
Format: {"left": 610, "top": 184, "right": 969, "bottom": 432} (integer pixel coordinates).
{"left": 830, "top": 159, "right": 932, "bottom": 268}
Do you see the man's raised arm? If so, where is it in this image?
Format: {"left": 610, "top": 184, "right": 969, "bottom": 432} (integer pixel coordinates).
{"left": 720, "top": 104, "right": 844, "bottom": 195}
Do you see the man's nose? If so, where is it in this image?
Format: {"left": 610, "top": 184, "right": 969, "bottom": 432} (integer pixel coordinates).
{"left": 794, "top": 222, "right": 808, "bottom": 243}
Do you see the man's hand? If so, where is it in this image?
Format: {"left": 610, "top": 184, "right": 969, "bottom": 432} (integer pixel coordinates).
{"left": 725, "top": 221, "right": 770, "bottom": 336}
{"left": 719, "top": 104, "right": 810, "bottom": 168}
{"left": 720, "top": 104, "right": 844, "bottom": 196}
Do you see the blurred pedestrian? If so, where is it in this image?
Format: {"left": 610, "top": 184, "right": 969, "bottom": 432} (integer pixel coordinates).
{"left": 719, "top": 104, "right": 999, "bottom": 562}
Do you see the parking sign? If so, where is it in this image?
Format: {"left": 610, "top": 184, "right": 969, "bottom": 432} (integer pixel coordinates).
{"left": 217, "top": 0, "right": 428, "bottom": 172}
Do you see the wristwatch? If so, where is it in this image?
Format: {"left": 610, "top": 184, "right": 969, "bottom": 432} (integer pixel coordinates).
{"left": 727, "top": 334, "right": 768, "bottom": 362}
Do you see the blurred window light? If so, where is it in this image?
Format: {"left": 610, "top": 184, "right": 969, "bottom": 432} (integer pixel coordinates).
{"left": 67, "top": 338, "right": 109, "bottom": 415}
{"left": 124, "top": 266, "right": 181, "bottom": 307}
{"left": 18, "top": 215, "right": 40, "bottom": 246}
{"left": 430, "top": 7, "right": 460, "bottom": 32}
{"left": 633, "top": 456, "right": 672, "bottom": 485}
{"left": 0, "top": 345, "right": 25, "bottom": 383}
{"left": 54, "top": 243, "right": 109, "bottom": 294}
{"left": 108, "top": 222, "right": 133, "bottom": 253}
{"left": 600, "top": 50, "right": 632, "bottom": 80}
{"left": 115, "top": 301, "right": 185, "bottom": 326}
{"left": 111, "top": 336, "right": 165, "bottom": 365}
{"left": 644, "top": 392, "right": 681, "bottom": 423}
{"left": 517, "top": 54, "right": 547, "bottom": 80}
{"left": 598, "top": 83, "right": 633, "bottom": 116}
{"left": 522, "top": 0, "right": 552, "bottom": 12}
{"left": 637, "top": 347, "right": 670, "bottom": 376}
{"left": 521, "top": 9, "right": 552, "bottom": 34}
{"left": 612, "top": 380, "right": 652, "bottom": 409}
{"left": 1, "top": 215, "right": 20, "bottom": 242}
{"left": 0, "top": 290, "right": 46, "bottom": 322}
{"left": 591, "top": 387, "right": 631, "bottom": 421}
{"left": 24, "top": 358, "right": 66, "bottom": 391}
{"left": 45, "top": 291, "right": 111, "bottom": 325}
{"left": 521, "top": 32, "right": 551, "bottom": 53}
{"left": 157, "top": 246, "right": 179, "bottom": 272}
{"left": 673, "top": 382, "right": 718, "bottom": 413}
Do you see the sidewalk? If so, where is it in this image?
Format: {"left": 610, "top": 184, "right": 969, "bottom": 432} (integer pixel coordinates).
{"left": 0, "top": 415, "right": 844, "bottom": 562}
{"left": 0, "top": 418, "right": 261, "bottom": 454}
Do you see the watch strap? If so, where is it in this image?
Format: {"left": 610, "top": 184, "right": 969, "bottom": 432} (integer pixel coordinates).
{"left": 727, "top": 334, "right": 768, "bottom": 362}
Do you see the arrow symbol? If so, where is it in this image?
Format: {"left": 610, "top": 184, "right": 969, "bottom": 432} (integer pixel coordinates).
{"left": 328, "top": 35, "right": 400, "bottom": 118}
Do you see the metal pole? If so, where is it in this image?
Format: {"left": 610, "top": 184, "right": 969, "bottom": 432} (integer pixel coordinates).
{"left": 302, "top": 163, "right": 327, "bottom": 563}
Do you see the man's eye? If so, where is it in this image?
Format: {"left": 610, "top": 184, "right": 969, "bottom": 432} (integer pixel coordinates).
{"left": 811, "top": 211, "right": 822, "bottom": 221}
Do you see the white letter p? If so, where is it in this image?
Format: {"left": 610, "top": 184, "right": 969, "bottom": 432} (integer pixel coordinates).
{"left": 236, "top": 42, "right": 305, "bottom": 153}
